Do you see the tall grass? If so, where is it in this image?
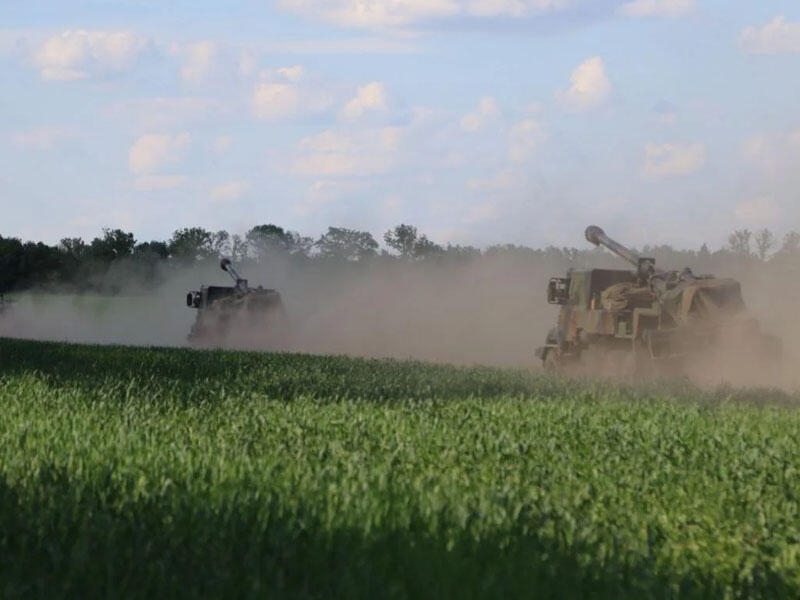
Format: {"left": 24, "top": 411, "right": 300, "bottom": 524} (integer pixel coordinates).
{"left": 1, "top": 337, "right": 799, "bottom": 598}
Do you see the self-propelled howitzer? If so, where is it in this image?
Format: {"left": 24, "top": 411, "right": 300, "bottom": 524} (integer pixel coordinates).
{"left": 185, "top": 258, "right": 287, "bottom": 348}
{"left": 535, "top": 226, "right": 780, "bottom": 375}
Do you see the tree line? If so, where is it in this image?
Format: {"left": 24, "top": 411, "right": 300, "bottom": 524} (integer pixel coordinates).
{"left": 0, "top": 223, "right": 798, "bottom": 294}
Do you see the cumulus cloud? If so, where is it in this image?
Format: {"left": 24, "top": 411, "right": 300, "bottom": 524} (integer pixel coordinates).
{"left": 277, "top": 65, "right": 305, "bottom": 82}
{"left": 179, "top": 41, "right": 216, "bottom": 83}
{"left": 460, "top": 97, "right": 500, "bottom": 132}
{"left": 33, "top": 30, "right": 149, "bottom": 81}
{"left": 734, "top": 197, "right": 780, "bottom": 225}
{"left": 556, "top": 56, "right": 611, "bottom": 112}
{"left": 341, "top": 82, "right": 389, "bottom": 121}
{"left": 277, "top": 0, "right": 573, "bottom": 27}
{"left": 293, "top": 128, "right": 402, "bottom": 176}
{"left": 739, "top": 16, "right": 800, "bottom": 55}
{"left": 467, "top": 0, "right": 573, "bottom": 18}
{"left": 212, "top": 181, "right": 247, "bottom": 203}
{"left": 618, "top": 0, "right": 694, "bottom": 18}
{"left": 508, "top": 118, "right": 545, "bottom": 162}
{"left": 642, "top": 142, "right": 705, "bottom": 178}
{"left": 128, "top": 133, "right": 190, "bottom": 175}
{"left": 251, "top": 66, "right": 334, "bottom": 119}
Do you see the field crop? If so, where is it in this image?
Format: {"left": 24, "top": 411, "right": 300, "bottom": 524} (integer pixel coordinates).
{"left": 1, "top": 337, "right": 800, "bottom": 599}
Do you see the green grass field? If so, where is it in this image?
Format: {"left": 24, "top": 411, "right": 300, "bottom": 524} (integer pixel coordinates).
{"left": 1, "top": 337, "right": 799, "bottom": 599}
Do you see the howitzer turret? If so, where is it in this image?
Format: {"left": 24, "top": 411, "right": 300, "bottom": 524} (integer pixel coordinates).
{"left": 220, "top": 257, "right": 249, "bottom": 294}
{"left": 535, "top": 225, "right": 781, "bottom": 377}
{"left": 585, "top": 225, "right": 707, "bottom": 303}
{"left": 185, "top": 258, "right": 288, "bottom": 349}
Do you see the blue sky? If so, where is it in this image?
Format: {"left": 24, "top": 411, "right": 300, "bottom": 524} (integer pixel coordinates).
{"left": 1, "top": 0, "right": 799, "bottom": 250}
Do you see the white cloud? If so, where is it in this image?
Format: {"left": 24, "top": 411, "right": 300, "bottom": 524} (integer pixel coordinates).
{"left": 740, "top": 17, "right": 800, "bottom": 55}
{"left": 133, "top": 175, "right": 189, "bottom": 191}
{"left": 252, "top": 83, "right": 302, "bottom": 119}
{"left": 33, "top": 30, "right": 148, "bottom": 81}
{"left": 212, "top": 181, "right": 247, "bottom": 203}
{"left": 277, "top": 64, "right": 305, "bottom": 82}
{"left": 11, "top": 127, "right": 75, "bottom": 150}
{"left": 734, "top": 197, "right": 780, "bottom": 225}
{"left": 556, "top": 56, "right": 611, "bottom": 112}
{"left": 277, "top": 0, "right": 458, "bottom": 27}
{"left": 508, "top": 118, "right": 545, "bottom": 162}
{"left": 128, "top": 133, "right": 190, "bottom": 175}
{"left": 460, "top": 96, "right": 500, "bottom": 132}
{"left": 179, "top": 41, "right": 216, "bottom": 83}
{"left": 251, "top": 66, "right": 334, "bottom": 119}
{"left": 618, "top": 0, "right": 694, "bottom": 18}
{"left": 277, "top": 0, "right": 573, "bottom": 27}
{"left": 341, "top": 82, "right": 389, "bottom": 121}
{"left": 293, "top": 128, "right": 402, "bottom": 176}
{"left": 467, "top": 0, "right": 572, "bottom": 18}
{"left": 642, "top": 142, "right": 705, "bottom": 178}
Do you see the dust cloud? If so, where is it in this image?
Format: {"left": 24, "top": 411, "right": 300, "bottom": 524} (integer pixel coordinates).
{"left": 0, "top": 254, "right": 554, "bottom": 367}
{"left": 1, "top": 252, "right": 798, "bottom": 390}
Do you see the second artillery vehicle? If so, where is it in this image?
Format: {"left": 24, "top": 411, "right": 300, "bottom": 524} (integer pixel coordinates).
{"left": 535, "top": 225, "right": 780, "bottom": 376}
{"left": 185, "top": 258, "right": 287, "bottom": 348}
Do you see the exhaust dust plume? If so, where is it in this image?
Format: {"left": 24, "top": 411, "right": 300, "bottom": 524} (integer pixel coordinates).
{"left": 1, "top": 252, "right": 798, "bottom": 390}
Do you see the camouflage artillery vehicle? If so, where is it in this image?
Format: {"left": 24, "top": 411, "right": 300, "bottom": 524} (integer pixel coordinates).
{"left": 186, "top": 258, "right": 287, "bottom": 348}
{"left": 535, "top": 226, "right": 780, "bottom": 376}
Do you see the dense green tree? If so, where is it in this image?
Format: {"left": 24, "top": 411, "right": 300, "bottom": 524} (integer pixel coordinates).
{"left": 315, "top": 227, "right": 378, "bottom": 261}
{"left": 384, "top": 224, "right": 444, "bottom": 260}
{"left": 0, "top": 236, "right": 24, "bottom": 291}
{"left": 17, "top": 241, "right": 62, "bottom": 286}
{"left": 134, "top": 241, "right": 169, "bottom": 260}
{"left": 246, "top": 224, "right": 312, "bottom": 259}
{"left": 169, "top": 227, "right": 214, "bottom": 261}
{"left": 89, "top": 229, "right": 136, "bottom": 262}
{"left": 383, "top": 224, "right": 418, "bottom": 258}
{"left": 59, "top": 237, "right": 87, "bottom": 260}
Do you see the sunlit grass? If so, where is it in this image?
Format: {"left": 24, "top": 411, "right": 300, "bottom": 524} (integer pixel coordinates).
{"left": 1, "top": 337, "right": 799, "bottom": 599}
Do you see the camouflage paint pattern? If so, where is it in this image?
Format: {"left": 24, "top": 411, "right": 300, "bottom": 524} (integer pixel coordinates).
{"left": 535, "top": 225, "right": 781, "bottom": 372}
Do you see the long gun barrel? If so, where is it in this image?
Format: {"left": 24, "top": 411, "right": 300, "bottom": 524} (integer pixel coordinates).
{"left": 585, "top": 225, "right": 658, "bottom": 279}
{"left": 220, "top": 258, "right": 249, "bottom": 293}
{"left": 585, "top": 225, "right": 641, "bottom": 267}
